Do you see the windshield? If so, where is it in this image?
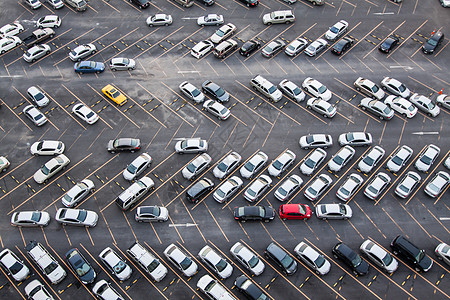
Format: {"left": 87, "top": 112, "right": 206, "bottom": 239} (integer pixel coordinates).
{"left": 333, "top": 156, "right": 344, "bottom": 165}
{"left": 216, "top": 30, "right": 225, "bottom": 37}
{"left": 368, "top": 186, "right": 378, "bottom": 194}
{"left": 147, "top": 260, "right": 160, "bottom": 272}
{"left": 420, "top": 155, "right": 432, "bottom": 165}
{"left": 268, "top": 85, "right": 277, "bottom": 94}
{"left": 86, "top": 112, "right": 95, "bottom": 118}
{"left": 277, "top": 187, "right": 288, "bottom": 196}
{"left": 215, "top": 188, "right": 226, "bottom": 198}
{"left": 399, "top": 84, "right": 406, "bottom": 92}
{"left": 382, "top": 253, "right": 393, "bottom": 266}
{"left": 76, "top": 262, "right": 91, "bottom": 277}
{"left": 383, "top": 107, "right": 391, "bottom": 114}
{"left": 272, "top": 160, "right": 283, "bottom": 170}
{"left": 247, "top": 188, "right": 257, "bottom": 197}
{"left": 127, "top": 164, "right": 138, "bottom": 174}
{"left": 180, "top": 257, "right": 192, "bottom": 270}
{"left": 215, "top": 259, "right": 227, "bottom": 272}
{"left": 318, "top": 85, "right": 327, "bottom": 94}
{"left": 298, "top": 205, "right": 306, "bottom": 214}
{"left": 391, "top": 156, "right": 403, "bottom": 166}
{"left": 315, "top": 256, "right": 326, "bottom": 268}
{"left": 216, "top": 87, "right": 225, "bottom": 97}
{"left": 415, "top": 251, "right": 425, "bottom": 263}
{"left": 351, "top": 254, "right": 362, "bottom": 267}
{"left": 428, "top": 183, "right": 439, "bottom": 192}
{"left": 340, "top": 187, "right": 350, "bottom": 196}
{"left": 427, "top": 39, "right": 437, "bottom": 46}
{"left": 44, "top": 261, "right": 58, "bottom": 275}
{"left": 9, "top": 262, "right": 23, "bottom": 275}
{"left": 31, "top": 212, "right": 41, "bottom": 222}
{"left": 304, "top": 158, "right": 316, "bottom": 169}
{"left": 191, "top": 88, "right": 200, "bottom": 97}
{"left": 330, "top": 27, "right": 339, "bottom": 34}
{"left": 280, "top": 255, "right": 294, "bottom": 269}
{"left": 41, "top": 165, "right": 50, "bottom": 175}
{"left": 248, "top": 256, "right": 259, "bottom": 268}
{"left": 399, "top": 184, "right": 410, "bottom": 193}
{"left": 372, "top": 85, "right": 379, "bottom": 93}
{"left": 186, "top": 163, "right": 197, "bottom": 173}
{"left": 110, "top": 88, "right": 120, "bottom": 98}
{"left": 244, "top": 161, "right": 255, "bottom": 172}
{"left": 307, "top": 187, "right": 317, "bottom": 196}
{"left": 35, "top": 93, "right": 44, "bottom": 101}
{"left": 77, "top": 210, "right": 87, "bottom": 222}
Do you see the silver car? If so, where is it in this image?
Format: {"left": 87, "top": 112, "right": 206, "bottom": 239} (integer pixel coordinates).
{"left": 27, "top": 86, "right": 49, "bottom": 107}
{"left": 109, "top": 57, "right": 136, "bottom": 71}
{"left": 409, "top": 93, "right": 440, "bottom": 117}
{"left": 435, "top": 243, "right": 450, "bottom": 266}
{"left": 146, "top": 14, "right": 173, "bottom": 26}
{"left": 360, "top": 240, "right": 398, "bottom": 273}
{"left": 197, "top": 14, "right": 224, "bottom": 26}
{"left": 386, "top": 145, "right": 413, "bottom": 173}
{"left": 182, "top": 153, "right": 212, "bottom": 180}
{"left": 304, "top": 38, "right": 328, "bottom": 56}
{"left": 23, "top": 105, "right": 48, "bottom": 126}
{"left": 61, "top": 179, "right": 95, "bottom": 207}
{"left": 306, "top": 98, "right": 337, "bottom": 118}
{"left": 0, "top": 249, "right": 30, "bottom": 281}
{"left": 10, "top": 211, "right": 51, "bottom": 227}
{"left": 203, "top": 100, "right": 231, "bottom": 120}
{"left": 230, "top": 242, "right": 264, "bottom": 276}
{"left": 424, "top": 171, "right": 450, "bottom": 198}
{"left": 213, "top": 152, "right": 241, "bottom": 179}
{"left": 325, "top": 20, "right": 348, "bottom": 41}
{"left": 25, "top": 280, "right": 55, "bottom": 300}
{"left": 278, "top": 79, "right": 305, "bottom": 102}
{"left": 268, "top": 150, "right": 296, "bottom": 177}
{"left": 380, "top": 77, "right": 410, "bottom": 98}
{"left": 315, "top": 203, "right": 352, "bottom": 220}
{"left": 123, "top": 153, "right": 153, "bottom": 181}
{"left": 92, "top": 280, "right": 124, "bottom": 300}
{"left": 384, "top": 96, "right": 417, "bottom": 119}
{"left": 69, "top": 43, "right": 96, "bottom": 62}
{"left": 135, "top": 206, "right": 169, "bottom": 222}
{"left": 126, "top": 242, "right": 167, "bottom": 282}
{"left": 163, "top": 244, "right": 198, "bottom": 277}
{"left": 336, "top": 173, "right": 364, "bottom": 202}
{"left": 209, "top": 23, "right": 236, "bottom": 44}
{"left": 213, "top": 176, "right": 243, "bottom": 203}
{"left": 358, "top": 146, "right": 385, "bottom": 173}
{"left": 364, "top": 172, "right": 391, "bottom": 200}
{"left": 415, "top": 144, "right": 440, "bottom": 172}
{"left": 436, "top": 94, "right": 450, "bottom": 110}
{"left": 328, "top": 146, "right": 355, "bottom": 172}
{"left": 294, "top": 242, "right": 331, "bottom": 276}
{"left": 198, "top": 245, "right": 233, "bottom": 279}
{"left": 359, "top": 98, "right": 394, "bottom": 120}
{"left": 302, "top": 77, "right": 332, "bottom": 101}
{"left": 191, "top": 40, "right": 214, "bottom": 59}
{"left": 179, "top": 81, "right": 205, "bottom": 103}
{"left": 175, "top": 138, "right": 208, "bottom": 154}
{"left": 299, "top": 134, "right": 333, "bottom": 149}
{"left": 304, "top": 174, "right": 332, "bottom": 201}
{"left": 55, "top": 208, "right": 98, "bottom": 227}
{"left": 338, "top": 132, "right": 372, "bottom": 147}
{"left": 23, "top": 44, "right": 51, "bottom": 62}
{"left": 300, "top": 148, "right": 327, "bottom": 176}
{"left": 284, "top": 38, "right": 308, "bottom": 56}
{"left": 33, "top": 154, "right": 70, "bottom": 184}
{"left": 395, "top": 171, "right": 421, "bottom": 199}
{"left": 0, "top": 156, "right": 10, "bottom": 172}
{"left": 240, "top": 151, "right": 268, "bottom": 179}
{"left": 243, "top": 174, "right": 272, "bottom": 202}
{"left": 274, "top": 174, "right": 303, "bottom": 201}
{"left": 30, "top": 140, "right": 65, "bottom": 156}
{"left": 354, "top": 77, "right": 385, "bottom": 100}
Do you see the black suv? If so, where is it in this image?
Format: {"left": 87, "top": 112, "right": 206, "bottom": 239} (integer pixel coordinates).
{"left": 264, "top": 242, "right": 297, "bottom": 275}
{"left": 186, "top": 178, "right": 214, "bottom": 203}
{"left": 332, "top": 242, "right": 369, "bottom": 275}
{"left": 239, "top": 40, "right": 261, "bottom": 56}
{"left": 107, "top": 138, "right": 141, "bottom": 153}
{"left": 331, "top": 37, "right": 353, "bottom": 55}
{"left": 422, "top": 30, "right": 444, "bottom": 54}
{"left": 390, "top": 235, "right": 433, "bottom": 272}
{"left": 130, "top": 0, "right": 150, "bottom": 9}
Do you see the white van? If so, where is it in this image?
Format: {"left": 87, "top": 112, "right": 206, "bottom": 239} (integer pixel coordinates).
{"left": 115, "top": 177, "right": 154, "bottom": 210}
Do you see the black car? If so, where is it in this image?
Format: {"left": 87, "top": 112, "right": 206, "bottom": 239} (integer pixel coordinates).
{"left": 422, "top": 30, "right": 444, "bottom": 54}
{"left": 265, "top": 242, "right": 297, "bottom": 275}
{"left": 197, "top": 0, "right": 214, "bottom": 5}
{"left": 235, "top": 275, "right": 269, "bottom": 300}
{"left": 379, "top": 35, "right": 399, "bottom": 53}
{"left": 331, "top": 37, "right": 353, "bottom": 55}
{"left": 261, "top": 39, "right": 286, "bottom": 58}
{"left": 234, "top": 206, "right": 275, "bottom": 222}
{"left": 239, "top": 0, "right": 259, "bottom": 6}
{"left": 390, "top": 235, "right": 433, "bottom": 272}
{"left": 332, "top": 242, "right": 369, "bottom": 275}
{"left": 186, "top": 178, "right": 214, "bottom": 203}
{"left": 129, "top": 0, "right": 150, "bottom": 9}
{"left": 107, "top": 138, "right": 141, "bottom": 153}
{"left": 65, "top": 248, "right": 96, "bottom": 284}
{"left": 202, "top": 80, "right": 229, "bottom": 103}
{"left": 239, "top": 39, "right": 261, "bottom": 57}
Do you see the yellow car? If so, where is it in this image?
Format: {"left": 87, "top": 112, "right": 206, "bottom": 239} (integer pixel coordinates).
{"left": 102, "top": 84, "right": 127, "bottom": 106}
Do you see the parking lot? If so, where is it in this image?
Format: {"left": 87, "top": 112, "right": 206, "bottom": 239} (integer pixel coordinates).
{"left": 0, "top": 0, "right": 449, "bottom": 299}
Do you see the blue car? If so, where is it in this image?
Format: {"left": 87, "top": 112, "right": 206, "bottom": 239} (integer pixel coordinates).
{"left": 74, "top": 61, "right": 105, "bottom": 74}
{"left": 65, "top": 248, "right": 96, "bottom": 284}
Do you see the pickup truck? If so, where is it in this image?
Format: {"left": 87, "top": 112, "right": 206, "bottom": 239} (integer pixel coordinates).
{"left": 22, "top": 28, "right": 55, "bottom": 48}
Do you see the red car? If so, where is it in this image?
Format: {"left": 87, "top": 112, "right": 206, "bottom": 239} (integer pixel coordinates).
{"left": 279, "top": 204, "right": 311, "bottom": 220}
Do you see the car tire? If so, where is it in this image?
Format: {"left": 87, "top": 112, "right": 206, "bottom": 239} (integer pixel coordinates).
{"left": 323, "top": 114, "right": 328, "bottom": 118}
{"left": 361, "top": 106, "right": 366, "bottom": 111}
{"left": 333, "top": 254, "right": 338, "bottom": 259}
{"left": 0, "top": 50, "right": 4, "bottom": 54}
{"left": 427, "top": 113, "right": 432, "bottom": 117}
{"left": 92, "top": 50, "right": 96, "bottom": 54}
{"left": 32, "top": 59, "right": 36, "bottom": 62}
{"left": 131, "top": 150, "right": 135, "bottom": 153}
{"left": 353, "top": 270, "right": 358, "bottom": 276}
{"left": 282, "top": 218, "right": 287, "bottom": 221}
{"left": 55, "top": 25, "right": 59, "bottom": 28}
{"left": 111, "top": 68, "right": 116, "bottom": 71}
{"left": 19, "top": 29, "right": 23, "bottom": 33}
{"left": 356, "top": 87, "right": 360, "bottom": 91}
{"left": 344, "top": 217, "right": 348, "bottom": 220}
{"left": 110, "top": 151, "right": 115, "bottom": 154}
{"left": 149, "top": 24, "right": 153, "bottom": 27}
{"left": 128, "top": 67, "right": 133, "bottom": 71}
{"left": 312, "top": 1, "right": 317, "bottom": 5}
{"left": 393, "top": 250, "right": 398, "bottom": 255}
{"left": 415, "top": 267, "right": 421, "bottom": 272}
{"left": 307, "top": 106, "right": 311, "bottom": 109}
{"left": 437, "top": 256, "right": 442, "bottom": 260}
{"left": 50, "top": 34, "right": 54, "bottom": 38}
{"left": 382, "top": 86, "right": 387, "bottom": 90}
{"left": 179, "top": 152, "right": 184, "bottom": 155}
{"left": 303, "top": 147, "right": 308, "bottom": 150}
{"left": 267, "top": 22, "right": 272, "bottom": 25}
{"left": 241, "top": 220, "right": 245, "bottom": 223}
{"left": 379, "top": 116, "right": 384, "bottom": 120}
{"left": 62, "top": 223, "right": 67, "bottom": 226}
{"left": 165, "top": 23, "right": 169, "bottom": 26}
{"left": 322, "top": 218, "right": 326, "bottom": 220}
{"left": 46, "top": 50, "right": 50, "bottom": 54}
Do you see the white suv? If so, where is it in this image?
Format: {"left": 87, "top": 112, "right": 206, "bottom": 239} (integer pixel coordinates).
{"left": 250, "top": 75, "right": 283, "bottom": 102}
{"left": 197, "top": 274, "right": 237, "bottom": 300}
{"left": 127, "top": 242, "right": 167, "bottom": 282}
{"left": 26, "top": 241, "right": 66, "bottom": 284}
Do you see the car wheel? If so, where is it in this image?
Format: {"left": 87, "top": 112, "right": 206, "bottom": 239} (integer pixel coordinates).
{"left": 316, "top": 270, "right": 321, "bottom": 275}
{"left": 322, "top": 218, "right": 326, "bottom": 220}
{"left": 379, "top": 116, "right": 384, "bottom": 120}
{"left": 241, "top": 220, "right": 246, "bottom": 223}
{"left": 131, "top": 150, "right": 135, "bottom": 153}
{"left": 165, "top": 23, "right": 169, "bottom": 26}
{"left": 285, "top": 21, "right": 290, "bottom": 24}
{"left": 110, "top": 151, "right": 115, "bottom": 154}
{"left": 415, "top": 267, "right": 421, "bottom": 272}
{"left": 0, "top": 50, "right": 4, "bottom": 54}
{"left": 247, "top": 3, "right": 250, "bottom": 6}
{"left": 2, "top": 168, "right": 6, "bottom": 172}
{"left": 382, "top": 86, "right": 387, "bottom": 90}
{"left": 344, "top": 217, "right": 348, "bottom": 220}
{"left": 179, "top": 152, "right": 184, "bottom": 155}
{"left": 282, "top": 218, "right": 287, "bottom": 221}
{"left": 333, "top": 254, "right": 338, "bottom": 259}
{"left": 393, "top": 250, "right": 398, "bottom": 255}
{"left": 55, "top": 25, "right": 59, "bottom": 28}
{"left": 50, "top": 34, "right": 54, "bottom": 38}
{"left": 149, "top": 24, "right": 153, "bottom": 27}
{"left": 437, "top": 256, "right": 442, "bottom": 260}
{"left": 307, "top": 106, "right": 311, "bottom": 109}
{"left": 323, "top": 114, "right": 328, "bottom": 118}
{"left": 128, "top": 67, "right": 133, "bottom": 71}
{"left": 19, "top": 29, "right": 23, "bottom": 33}
{"left": 62, "top": 223, "right": 67, "bottom": 226}
{"left": 427, "top": 113, "right": 432, "bottom": 117}
{"left": 267, "top": 22, "right": 272, "bottom": 25}
{"left": 96, "top": 71, "right": 100, "bottom": 74}
{"left": 361, "top": 106, "right": 366, "bottom": 111}
{"left": 312, "top": 1, "right": 317, "bottom": 5}
{"left": 356, "top": 87, "right": 360, "bottom": 91}
{"left": 303, "top": 147, "right": 308, "bottom": 150}
{"left": 353, "top": 270, "right": 358, "bottom": 276}
{"left": 92, "top": 50, "right": 96, "bottom": 54}
{"left": 32, "top": 59, "right": 36, "bottom": 62}
{"left": 39, "top": 25, "right": 43, "bottom": 29}
{"left": 111, "top": 68, "right": 116, "bottom": 71}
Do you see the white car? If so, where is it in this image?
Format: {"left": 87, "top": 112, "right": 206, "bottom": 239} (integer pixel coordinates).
{"left": 435, "top": 243, "right": 450, "bottom": 266}
{"left": 209, "top": 23, "right": 236, "bottom": 44}
{"left": 182, "top": 153, "right": 212, "bottom": 180}
{"left": 415, "top": 144, "right": 440, "bottom": 172}
{"left": 109, "top": 57, "right": 136, "bottom": 71}
{"left": 36, "top": 15, "right": 61, "bottom": 28}
{"left": 213, "top": 176, "right": 243, "bottom": 203}
{"left": 213, "top": 152, "right": 241, "bottom": 179}
{"left": 99, "top": 247, "right": 132, "bottom": 281}
{"left": 386, "top": 145, "right": 413, "bottom": 173}
{"left": 240, "top": 151, "right": 268, "bottom": 179}
{"left": 304, "top": 38, "right": 328, "bottom": 56}
{"left": 0, "top": 249, "right": 30, "bottom": 281}
{"left": 299, "top": 134, "right": 333, "bottom": 149}
{"left": 302, "top": 77, "right": 332, "bottom": 101}
{"left": 328, "top": 146, "right": 355, "bottom": 172}
{"left": 300, "top": 148, "right": 327, "bottom": 176}
{"left": 61, "top": 179, "right": 95, "bottom": 207}
{"left": 358, "top": 146, "right": 385, "bottom": 173}
{"left": 34, "top": 154, "right": 70, "bottom": 184}
{"left": 23, "top": 44, "right": 51, "bottom": 63}
{"left": 126, "top": 242, "right": 167, "bottom": 282}
{"left": 197, "top": 14, "right": 224, "bottom": 26}
{"left": 278, "top": 79, "right": 305, "bottom": 102}
{"left": 360, "top": 240, "right": 398, "bottom": 273}
{"left": 11, "top": 211, "right": 50, "bottom": 227}
{"left": 135, "top": 206, "right": 169, "bottom": 223}
{"left": 409, "top": 93, "right": 440, "bottom": 117}
{"left": 25, "top": 280, "right": 54, "bottom": 300}
{"left": 436, "top": 94, "right": 450, "bottom": 110}
{"left": 336, "top": 173, "right": 364, "bottom": 202}
{"left": 175, "top": 138, "right": 208, "bottom": 154}
{"left": 197, "top": 275, "right": 237, "bottom": 300}
{"left": 30, "top": 140, "right": 65, "bottom": 156}
{"left": 191, "top": 40, "right": 214, "bottom": 59}
{"left": 424, "top": 171, "right": 450, "bottom": 198}
{"left": 315, "top": 203, "right": 352, "bottom": 220}
{"left": 23, "top": 105, "right": 47, "bottom": 126}
{"left": 27, "top": 86, "right": 50, "bottom": 107}
{"left": 0, "top": 36, "right": 22, "bottom": 54}
{"left": 364, "top": 172, "right": 391, "bottom": 200}
{"left": 384, "top": 96, "right": 417, "bottom": 118}
{"left": 304, "top": 174, "right": 332, "bottom": 201}
{"left": 46, "top": 0, "right": 64, "bottom": 9}
{"left": 69, "top": 43, "right": 96, "bottom": 62}
{"left": 24, "top": 0, "right": 42, "bottom": 9}
{"left": 268, "top": 149, "right": 296, "bottom": 177}
{"left": 294, "top": 242, "right": 331, "bottom": 275}
{"left": 338, "top": 132, "right": 372, "bottom": 147}
{"left": 354, "top": 77, "right": 385, "bottom": 100}
{"left": 395, "top": 171, "right": 421, "bottom": 199}
{"left": 92, "top": 280, "right": 124, "bottom": 300}
{"left": 325, "top": 20, "right": 348, "bottom": 41}
{"left": 274, "top": 174, "right": 303, "bottom": 201}
{"left": 380, "top": 77, "right": 410, "bottom": 98}
{"left": 0, "top": 23, "right": 24, "bottom": 38}
{"left": 203, "top": 100, "right": 231, "bottom": 120}
{"left": 146, "top": 14, "right": 173, "bottom": 26}
{"left": 230, "top": 242, "right": 264, "bottom": 276}
{"left": 25, "top": 241, "right": 66, "bottom": 284}
{"left": 284, "top": 38, "right": 308, "bottom": 56}
{"left": 164, "top": 244, "right": 198, "bottom": 277}
{"left": 123, "top": 153, "right": 152, "bottom": 181}
{"left": 0, "top": 156, "right": 10, "bottom": 172}
{"left": 55, "top": 208, "right": 98, "bottom": 227}
{"left": 72, "top": 103, "right": 99, "bottom": 124}
{"left": 198, "top": 245, "right": 233, "bottom": 279}
{"left": 179, "top": 81, "right": 205, "bottom": 103}
{"left": 243, "top": 174, "right": 272, "bottom": 202}
{"left": 306, "top": 98, "right": 337, "bottom": 118}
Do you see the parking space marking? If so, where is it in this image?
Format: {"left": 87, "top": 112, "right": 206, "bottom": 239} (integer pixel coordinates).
{"left": 416, "top": 199, "right": 449, "bottom": 234}
{"left": 387, "top": 19, "right": 428, "bottom": 58}
{"left": 340, "top": 21, "right": 384, "bottom": 59}
{"left": 134, "top": 26, "right": 185, "bottom": 60}
{"left": 229, "top": 94, "right": 274, "bottom": 125}
{"left": 363, "top": 20, "right": 406, "bottom": 59}
{"left": 100, "top": 209, "right": 117, "bottom": 245}
{"left": 434, "top": 39, "right": 449, "bottom": 57}
{"left": 151, "top": 27, "right": 202, "bottom": 63}
{"left": 0, "top": 267, "right": 26, "bottom": 299}
{"left": 380, "top": 206, "right": 407, "bottom": 236}
{"left": 262, "top": 112, "right": 279, "bottom": 147}
{"left": 0, "top": 98, "right": 33, "bottom": 131}
{"left": 102, "top": 0, "right": 120, "bottom": 12}
{"left": 0, "top": 156, "right": 33, "bottom": 182}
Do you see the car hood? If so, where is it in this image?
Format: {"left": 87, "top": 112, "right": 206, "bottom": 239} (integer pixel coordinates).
{"left": 34, "top": 169, "right": 48, "bottom": 184}
{"left": 152, "top": 263, "right": 168, "bottom": 281}
{"left": 418, "top": 254, "right": 433, "bottom": 271}
{"left": 107, "top": 140, "right": 115, "bottom": 151}
{"left": 48, "top": 266, "right": 66, "bottom": 283}
{"left": 355, "top": 260, "right": 369, "bottom": 275}
{"left": 264, "top": 206, "right": 275, "bottom": 219}
{"left": 80, "top": 267, "right": 96, "bottom": 284}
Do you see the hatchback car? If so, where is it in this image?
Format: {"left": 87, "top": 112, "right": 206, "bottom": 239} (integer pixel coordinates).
{"left": 306, "top": 98, "right": 337, "bottom": 118}
{"left": 10, "top": 210, "right": 50, "bottom": 227}
{"left": 409, "top": 93, "right": 440, "bottom": 117}
{"left": 300, "top": 148, "right": 327, "bottom": 176}
{"left": 61, "top": 179, "right": 95, "bottom": 207}
{"left": 243, "top": 175, "right": 272, "bottom": 202}
{"left": 36, "top": 15, "right": 61, "bottom": 28}
{"left": 182, "top": 153, "right": 212, "bottom": 180}
{"left": 415, "top": 144, "right": 440, "bottom": 172}
{"left": 261, "top": 39, "right": 285, "bottom": 58}
{"left": 360, "top": 240, "right": 398, "bottom": 273}
{"left": 175, "top": 138, "right": 208, "bottom": 154}
{"left": 164, "top": 244, "right": 198, "bottom": 277}
{"left": 109, "top": 57, "right": 136, "bottom": 71}
{"left": 304, "top": 38, "right": 328, "bottom": 56}
{"left": 72, "top": 103, "right": 99, "bottom": 124}
{"left": 213, "top": 152, "right": 241, "bottom": 179}
{"left": 191, "top": 40, "right": 214, "bottom": 59}
{"left": 239, "top": 39, "right": 260, "bottom": 56}
{"left": 315, "top": 203, "right": 352, "bottom": 220}
{"left": 268, "top": 150, "right": 296, "bottom": 177}
{"left": 179, "top": 81, "right": 205, "bottom": 103}
{"left": 146, "top": 14, "right": 173, "bottom": 26}
{"left": 380, "top": 77, "right": 410, "bottom": 98}
{"left": 364, "top": 172, "right": 391, "bottom": 200}
{"left": 186, "top": 177, "right": 214, "bottom": 203}
{"left": 294, "top": 241, "right": 331, "bottom": 275}
{"left": 99, "top": 247, "right": 132, "bottom": 281}
{"left": 279, "top": 203, "right": 311, "bottom": 220}
{"left": 360, "top": 98, "right": 394, "bottom": 120}
{"left": 325, "top": 20, "right": 348, "bottom": 41}
{"left": 135, "top": 206, "right": 169, "bottom": 223}
{"left": 333, "top": 242, "right": 369, "bottom": 275}
{"left": 299, "top": 134, "right": 333, "bottom": 149}
{"left": 229, "top": 242, "right": 264, "bottom": 275}
{"left": 285, "top": 38, "right": 308, "bottom": 56}
{"left": 202, "top": 80, "right": 229, "bottom": 103}
{"left": 23, "top": 105, "right": 47, "bottom": 126}
{"left": 34, "top": 154, "right": 70, "bottom": 184}
{"left": 25, "top": 280, "right": 54, "bottom": 300}
{"left": 0, "top": 36, "right": 22, "bottom": 54}
{"left": 384, "top": 96, "right": 417, "bottom": 118}
{"left": 30, "top": 140, "right": 64, "bottom": 156}
{"left": 336, "top": 173, "right": 364, "bottom": 202}
{"left": 422, "top": 30, "right": 444, "bottom": 54}
{"left": 278, "top": 79, "right": 305, "bottom": 102}
{"left": 107, "top": 138, "right": 140, "bottom": 153}
{"left": 0, "top": 23, "right": 24, "bottom": 38}
{"left": 274, "top": 175, "right": 303, "bottom": 201}
{"left": 304, "top": 174, "right": 332, "bottom": 201}
{"left": 92, "top": 280, "right": 124, "bottom": 300}
{"left": 210, "top": 23, "right": 236, "bottom": 44}
{"left": 386, "top": 145, "right": 413, "bottom": 173}
{"left": 394, "top": 171, "right": 421, "bottom": 199}
{"left": 213, "top": 176, "right": 243, "bottom": 203}
{"left": 338, "top": 132, "right": 372, "bottom": 147}
{"left": 69, "top": 43, "right": 96, "bottom": 62}
{"left": 102, "top": 84, "right": 127, "bottom": 106}
{"left": 203, "top": 100, "right": 231, "bottom": 120}
{"left": 424, "top": 171, "right": 450, "bottom": 198}
{"left": 27, "top": 86, "right": 49, "bottom": 107}
{"left": 74, "top": 61, "right": 105, "bottom": 74}
{"left": 390, "top": 235, "right": 433, "bottom": 272}
{"left": 436, "top": 94, "right": 450, "bottom": 110}
{"left": 123, "top": 152, "right": 152, "bottom": 181}
{"left": 0, "top": 249, "right": 30, "bottom": 281}
{"left": 265, "top": 242, "right": 297, "bottom": 275}
{"left": 328, "top": 146, "right": 355, "bottom": 172}
{"left": 331, "top": 36, "right": 353, "bottom": 55}
{"left": 302, "top": 77, "right": 332, "bottom": 101}
{"left": 198, "top": 245, "right": 233, "bottom": 279}
{"left": 358, "top": 146, "right": 385, "bottom": 173}
{"left": 65, "top": 248, "right": 96, "bottom": 284}
{"left": 126, "top": 242, "right": 167, "bottom": 282}
{"left": 240, "top": 151, "right": 268, "bottom": 179}
{"left": 197, "top": 14, "right": 224, "bottom": 26}
{"left": 55, "top": 208, "right": 98, "bottom": 227}
{"left": 379, "top": 35, "right": 399, "bottom": 53}
{"left": 354, "top": 77, "right": 385, "bottom": 100}
{"left": 435, "top": 243, "right": 450, "bottom": 266}
{"left": 235, "top": 275, "right": 268, "bottom": 300}
{"left": 234, "top": 206, "right": 275, "bottom": 222}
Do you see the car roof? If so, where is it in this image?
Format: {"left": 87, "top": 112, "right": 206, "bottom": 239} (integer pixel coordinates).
{"left": 282, "top": 204, "right": 304, "bottom": 214}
